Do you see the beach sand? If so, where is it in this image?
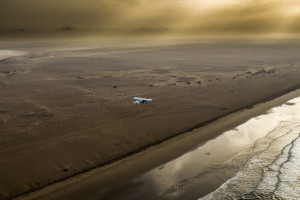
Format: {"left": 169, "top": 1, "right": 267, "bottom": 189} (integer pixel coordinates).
{"left": 1, "top": 40, "right": 300, "bottom": 199}
{"left": 18, "top": 89, "right": 300, "bottom": 200}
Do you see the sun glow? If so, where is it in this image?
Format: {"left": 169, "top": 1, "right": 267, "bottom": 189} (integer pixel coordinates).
{"left": 183, "top": 0, "right": 240, "bottom": 9}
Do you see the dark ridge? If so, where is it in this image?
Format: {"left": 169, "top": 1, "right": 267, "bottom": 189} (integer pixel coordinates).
{"left": 57, "top": 26, "right": 76, "bottom": 32}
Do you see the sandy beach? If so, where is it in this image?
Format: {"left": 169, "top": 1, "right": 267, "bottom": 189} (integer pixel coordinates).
{"left": 17, "top": 89, "right": 300, "bottom": 200}
{"left": 1, "top": 40, "right": 300, "bottom": 199}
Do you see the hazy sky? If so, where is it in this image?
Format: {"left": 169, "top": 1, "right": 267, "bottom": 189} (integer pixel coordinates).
{"left": 1, "top": 0, "right": 300, "bottom": 37}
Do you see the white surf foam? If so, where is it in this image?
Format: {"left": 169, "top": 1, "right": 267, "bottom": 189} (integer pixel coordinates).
{"left": 200, "top": 96, "right": 300, "bottom": 200}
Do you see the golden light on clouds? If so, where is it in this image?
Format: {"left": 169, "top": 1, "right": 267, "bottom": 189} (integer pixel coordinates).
{"left": 0, "top": 0, "right": 300, "bottom": 38}
{"left": 183, "top": 0, "right": 240, "bottom": 8}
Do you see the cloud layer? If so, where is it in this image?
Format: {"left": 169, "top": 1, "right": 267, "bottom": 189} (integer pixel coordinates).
{"left": 1, "top": 0, "right": 300, "bottom": 37}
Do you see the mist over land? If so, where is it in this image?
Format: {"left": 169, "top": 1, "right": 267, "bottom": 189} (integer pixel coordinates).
{"left": 1, "top": 0, "right": 300, "bottom": 39}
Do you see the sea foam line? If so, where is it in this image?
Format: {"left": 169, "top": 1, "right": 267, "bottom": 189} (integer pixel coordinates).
{"left": 200, "top": 96, "right": 300, "bottom": 200}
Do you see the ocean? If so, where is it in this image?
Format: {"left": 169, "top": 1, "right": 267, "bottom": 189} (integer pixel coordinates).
{"left": 201, "top": 96, "right": 300, "bottom": 200}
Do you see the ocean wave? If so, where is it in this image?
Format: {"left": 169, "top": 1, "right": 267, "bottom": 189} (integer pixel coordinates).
{"left": 200, "top": 97, "right": 300, "bottom": 200}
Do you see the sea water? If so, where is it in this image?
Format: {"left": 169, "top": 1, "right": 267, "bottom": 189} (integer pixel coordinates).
{"left": 201, "top": 97, "right": 300, "bottom": 200}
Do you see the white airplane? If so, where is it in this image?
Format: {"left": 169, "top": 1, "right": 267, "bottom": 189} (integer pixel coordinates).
{"left": 133, "top": 97, "right": 153, "bottom": 104}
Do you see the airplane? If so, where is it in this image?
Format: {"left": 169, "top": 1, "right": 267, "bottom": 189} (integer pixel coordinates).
{"left": 133, "top": 97, "right": 153, "bottom": 104}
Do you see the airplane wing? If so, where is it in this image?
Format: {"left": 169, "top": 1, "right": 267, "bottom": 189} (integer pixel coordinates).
{"left": 133, "top": 97, "right": 153, "bottom": 101}
{"left": 143, "top": 98, "right": 153, "bottom": 101}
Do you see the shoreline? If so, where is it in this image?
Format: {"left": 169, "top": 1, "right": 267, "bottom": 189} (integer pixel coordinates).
{"left": 16, "top": 86, "right": 300, "bottom": 200}
{"left": 202, "top": 96, "right": 300, "bottom": 199}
